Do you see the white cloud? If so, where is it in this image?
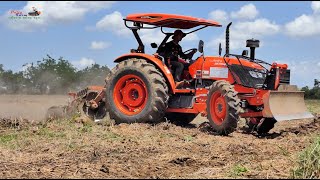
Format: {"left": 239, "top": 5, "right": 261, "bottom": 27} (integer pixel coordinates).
{"left": 285, "top": 60, "right": 320, "bottom": 88}
{"left": 183, "top": 33, "right": 199, "bottom": 42}
{"left": 236, "top": 18, "right": 279, "bottom": 36}
{"left": 208, "top": 10, "right": 229, "bottom": 24}
{"left": 2, "top": 1, "right": 116, "bottom": 32}
{"left": 139, "top": 29, "right": 165, "bottom": 45}
{"left": 95, "top": 11, "right": 131, "bottom": 36}
{"left": 71, "top": 57, "right": 95, "bottom": 69}
{"left": 231, "top": 4, "right": 259, "bottom": 20}
{"left": 285, "top": 14, "right": 320, "bottom": 37}
{"left": 90, "top": 41, "right": 111, "bottom": 50}
{"left": 208, "top": 19, "right": 279, "bottom": 50}
{"left": 311, "top": 1, "right": 320, "bottom": 13}
{"left": 285, "top": 1, "right": 320, "bottom": 37}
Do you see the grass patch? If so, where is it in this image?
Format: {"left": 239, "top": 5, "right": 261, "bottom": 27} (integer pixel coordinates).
{"left": 183, "top": 135, "right": 193, "bottom": 142}
{"left": 305, "top": 99, "right": 320, "bottom": 114}
{"left": 0, "top": 133, "right": 17, "bottom": 144}
{"left": 291, "top": 136, "right": 320, "bottom": 179}
{"left": 278, "top": 145, "right": 290, "bottom": 156}
{"left": 78, "top": 124, "right": 93, "bottom": 133}
{"left": 102, "top": 131, "right": 122, "bottom": 141}
{"left": 37, "top": 127, "right": 66, "bottom": 138}
{"left": 229, "top": 164, "right": 248, "bottom": 177}
{"left": 160, "top": 133, "right": 176, "bottom": 139}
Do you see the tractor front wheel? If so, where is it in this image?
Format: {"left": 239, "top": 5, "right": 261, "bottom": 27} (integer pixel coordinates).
{"left": 105, "top": 58, "right": 169, "bottom": 124}
{"left": 206, "top": 80, "right": 241, "bottom": 135}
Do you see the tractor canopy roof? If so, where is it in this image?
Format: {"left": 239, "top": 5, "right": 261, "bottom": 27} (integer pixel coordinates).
{"left": 124, "top": 13, "right": 221, "bottom": 29}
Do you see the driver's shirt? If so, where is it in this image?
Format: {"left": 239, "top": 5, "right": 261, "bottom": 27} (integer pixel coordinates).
{"left": 160, "top": 40, "right": 188, "bottom": 61}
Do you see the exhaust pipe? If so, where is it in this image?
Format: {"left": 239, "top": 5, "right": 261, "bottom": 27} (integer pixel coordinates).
{"left": 226, "top": 22, "right": 232, "bottom": 57}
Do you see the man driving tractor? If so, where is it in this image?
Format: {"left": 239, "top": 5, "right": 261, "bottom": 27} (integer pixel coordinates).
{"left": 159, "top": 29, "right": 197, "bottom": 83}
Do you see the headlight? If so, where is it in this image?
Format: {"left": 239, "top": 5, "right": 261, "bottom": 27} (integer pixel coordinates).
{"left": 249, "top": 70, "right": 265, "bottom": 78}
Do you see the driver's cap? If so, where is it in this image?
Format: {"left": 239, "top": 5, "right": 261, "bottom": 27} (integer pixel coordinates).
{"left": 173, "top": 29, "right": 186, "bottom": 38}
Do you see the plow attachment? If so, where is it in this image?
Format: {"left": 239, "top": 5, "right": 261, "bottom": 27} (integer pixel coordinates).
{"left": 262, "top": 85, "right": 314, "bottom": 121}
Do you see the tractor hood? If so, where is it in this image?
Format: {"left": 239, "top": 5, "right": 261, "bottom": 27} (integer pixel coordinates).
{"left": 189, "top": 56, "right": 267, "bottom": 88}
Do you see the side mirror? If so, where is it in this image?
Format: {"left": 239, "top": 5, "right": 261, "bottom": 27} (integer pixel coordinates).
{"left": 219, "top": 43, "right": 222, "bottom": 56}
{"left": 198, "top": 40, "right": 204, "bottom": 53}
{"left": 151, "top": 43, "right": 158, "bottom": 48}
{"left": 242, "top": 50, "right": 248, "bottom": 57}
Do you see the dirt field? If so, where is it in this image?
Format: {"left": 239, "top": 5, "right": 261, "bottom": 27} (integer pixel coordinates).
{"left": 0, "top": 95, "right": 319, "bottom": 178}
{"left": 0, "top": 95, "right": 69, "bottom": 121}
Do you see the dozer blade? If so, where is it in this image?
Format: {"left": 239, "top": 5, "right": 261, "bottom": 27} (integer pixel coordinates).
{"left": 262, "top": 85, "right": 314, "bottom": 121}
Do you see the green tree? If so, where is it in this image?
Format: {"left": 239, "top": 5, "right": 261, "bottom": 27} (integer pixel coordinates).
{"left": 0, "top": 70, "right": 25, "bottom": 93}
{"left": 76, "top": 63, "right": 110, "bottom": 90}
{"left": 314, "top": 79, "right": 320, "bottom": 88}
{"left": 1, "top": 55, "right": 111, "bottom": 94}
{"left": 0, "top": 64, "right": 4, "bottom": 74}
{"left": 23, "top": 54, "right": 78, "bottom": 94}
{"left": 302, "top": 79, "right": 320, "bottom": 99}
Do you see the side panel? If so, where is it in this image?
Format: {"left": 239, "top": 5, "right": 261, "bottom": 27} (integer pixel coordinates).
{"left": 114, "top": 53, "right": 177, "bottom": 93}
{"left": 189, "top": 56, "right": 236, "bottom": 84}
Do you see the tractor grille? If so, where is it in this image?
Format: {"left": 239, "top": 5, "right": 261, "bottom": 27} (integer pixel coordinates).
{"left": 229, "top": 64, "right": 267, "bottom": 88}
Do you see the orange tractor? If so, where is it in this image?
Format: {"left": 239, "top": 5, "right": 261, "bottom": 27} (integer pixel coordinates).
{"left": 67, "top": 13, "right": 313, "bottom": 135}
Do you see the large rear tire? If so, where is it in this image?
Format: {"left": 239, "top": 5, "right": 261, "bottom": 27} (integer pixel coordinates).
{"left": 105, "top": 58, "right": 169, "bottom": 124}
{"left": 206, "top": 80, "right": 241, "bottom": 135}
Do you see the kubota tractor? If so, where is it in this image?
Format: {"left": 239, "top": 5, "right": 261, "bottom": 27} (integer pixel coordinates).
{"left": 66, "top": 13, "right": 314, "bottom": 135}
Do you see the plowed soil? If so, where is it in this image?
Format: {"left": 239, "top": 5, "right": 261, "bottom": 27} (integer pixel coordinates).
{"left": 0, "top": 95, "right": 319, "bottom": 178}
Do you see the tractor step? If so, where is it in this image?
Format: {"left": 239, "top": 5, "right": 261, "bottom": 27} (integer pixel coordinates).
{"left": 168, "top": 94, "right": 195, "bottom": 108}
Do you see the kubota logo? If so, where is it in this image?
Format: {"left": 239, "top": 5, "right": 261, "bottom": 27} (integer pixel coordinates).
{"left": 9, "top": 6, "right": 41, "bottom": 20}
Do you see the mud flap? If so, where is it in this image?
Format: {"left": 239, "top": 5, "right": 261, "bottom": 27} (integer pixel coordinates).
{"left": 262, "top": 85, "right": 314, "bottom": 121}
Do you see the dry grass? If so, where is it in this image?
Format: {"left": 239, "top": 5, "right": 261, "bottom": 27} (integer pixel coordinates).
{"left": 0, "top": 115, "right": 319, "bottom": 178}
{"left": 305, "top": 99, "right": 320, "bottom": 115}
{"left": 290, "top": 99, "right": 320, "bottom": 179}
{"left": 291, "top": 137, "right": 320, "bottom": 179}
{"left": 0, "top": 99, "right": 319, "bottom": 178}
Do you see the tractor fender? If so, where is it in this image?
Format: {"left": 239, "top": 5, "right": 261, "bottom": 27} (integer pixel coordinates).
{"left": 114, "top": 53, "right": 176, "bottom": 93}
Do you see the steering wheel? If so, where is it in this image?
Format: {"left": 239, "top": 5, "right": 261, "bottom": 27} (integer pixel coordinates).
{"left": 183, "top": 48, "right": 197, "bottom": 61}
{"left": 183, "top": 48, "right": 197, "bottom": 54}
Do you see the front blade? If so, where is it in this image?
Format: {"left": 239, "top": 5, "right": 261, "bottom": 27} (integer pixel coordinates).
{"left": 262, "top": 88, "right": 314, "bottom": 121}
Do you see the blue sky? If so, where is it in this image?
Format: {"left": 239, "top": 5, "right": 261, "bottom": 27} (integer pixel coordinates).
{"left": 0, "top": 1, "right": 320, "bottom": 88}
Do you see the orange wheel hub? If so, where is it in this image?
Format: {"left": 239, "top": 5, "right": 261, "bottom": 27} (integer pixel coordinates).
{"left": 113, "top": 75, "right": 148, "bottom": 116}
{"left": 210, "top": 91, "right": 227, "bottom": 125}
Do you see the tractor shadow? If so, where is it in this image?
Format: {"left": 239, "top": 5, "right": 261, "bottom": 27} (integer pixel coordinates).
{"left": 238, "top": 118, "right": 320, "bottom": 139}
{"left": 178, "top": 119, "right": 320, "bottom": 139}
{"left": 156, "top": 117, "right": 320, "bottom": 138}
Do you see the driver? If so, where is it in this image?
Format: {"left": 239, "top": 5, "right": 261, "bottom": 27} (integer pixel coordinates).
{"left": 160, "top": 29, "right": 197, "bottom": 82}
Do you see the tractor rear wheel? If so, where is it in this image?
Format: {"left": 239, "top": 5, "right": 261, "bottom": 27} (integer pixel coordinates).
{"left": 105, "top": 58, "right": 169, "bottom": 124}
{"left": 206, "top": 80, "right": 241, "bottom": 135}
{"left": 165, "top": 112, "right": 197, "bottom": 126}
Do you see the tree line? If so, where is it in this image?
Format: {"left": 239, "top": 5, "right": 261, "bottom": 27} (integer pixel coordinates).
{"left": 0, "top": 55, "right": 110, "bottom": 94}
{"left": 301, "top": 79, "right": 320, "bottom": 99}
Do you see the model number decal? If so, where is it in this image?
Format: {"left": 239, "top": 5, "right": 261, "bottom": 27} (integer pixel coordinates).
{"left": 209, "top": 67, "right": 228, "bottom": 78}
